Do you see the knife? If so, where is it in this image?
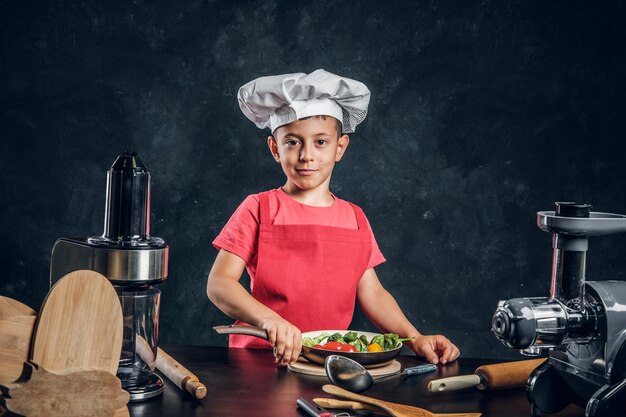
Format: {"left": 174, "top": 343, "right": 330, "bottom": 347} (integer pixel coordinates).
{"left": 297, "top": 397, "right": 337, "bottom": 417}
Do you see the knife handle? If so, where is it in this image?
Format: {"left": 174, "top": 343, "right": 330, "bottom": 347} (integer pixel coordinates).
{"left": 428, "top": 374, "right": 482, "bottom": 392}
{"left": 297, "top": 397, "right": 334, "bottom": 417}
{"left": 404, "top": 363, "right": 437, "bottom": 375}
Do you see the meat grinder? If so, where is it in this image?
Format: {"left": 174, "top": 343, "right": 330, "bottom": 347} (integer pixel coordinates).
{"left": 49, "top": 152, "right": 169, "bottom": 401}
{"left": 491, "top": 202, "right": 626, "bottom": 416}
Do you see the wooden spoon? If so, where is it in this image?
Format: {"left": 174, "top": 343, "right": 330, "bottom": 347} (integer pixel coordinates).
{"left": 322, "top": 384, "right": 482, "bottom": 417}
{"left": 0, "top": 315, "right": 36, "bottom": 384}
{"left": 0, "top": 296, "right": 36, "bottom": 320}
{"left": 30, "top": 270, "right": 124, "bottom": 374}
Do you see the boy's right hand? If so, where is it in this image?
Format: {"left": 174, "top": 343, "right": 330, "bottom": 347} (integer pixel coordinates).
{"left": 260, "top": 318, "right": 302, "bottom": 366}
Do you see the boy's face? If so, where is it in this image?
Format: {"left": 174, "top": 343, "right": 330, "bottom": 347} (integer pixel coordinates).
{"left": 268, "top": 116, "right": 349, "bottom": 193}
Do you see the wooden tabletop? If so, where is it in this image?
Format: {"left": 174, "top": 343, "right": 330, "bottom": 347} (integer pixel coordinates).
{"left": 128, "top": 345, "right": 585, "bottom": 417}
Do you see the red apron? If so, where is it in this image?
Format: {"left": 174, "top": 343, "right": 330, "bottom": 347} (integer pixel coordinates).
{"left": 229, "top": 191, "right": 372, "bottom": 348}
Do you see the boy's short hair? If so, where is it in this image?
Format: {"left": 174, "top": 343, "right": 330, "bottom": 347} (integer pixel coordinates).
{"left": 273, "top": 115, "right": 342, "bottom": 138}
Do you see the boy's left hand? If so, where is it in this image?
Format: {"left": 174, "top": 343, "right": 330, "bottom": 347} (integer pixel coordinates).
{"left": 408, "top": 335, "right": 460, "bottom": 365}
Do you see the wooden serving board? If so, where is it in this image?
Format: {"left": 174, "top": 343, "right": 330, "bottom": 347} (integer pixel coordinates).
{"left": 288, "top": 358, "right": 401, "bottom": 377}
{"left": 0, "top": 314, "right": 37, "bottom": 384}
{"left": 0, "top": 296, "right": 36, "bottom": 320}
{"left": 30, "top": 270, "right": 124, "bottom": 374}
{"left": 3, "top": 364, "right": 129, "bottom": 417}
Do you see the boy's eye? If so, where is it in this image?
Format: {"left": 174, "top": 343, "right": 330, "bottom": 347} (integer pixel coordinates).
{"left": 285, "top": 139, "right": 300, "bottom": 146}
{"left": 316, "top": 139, "right": 328, "bottom": 145}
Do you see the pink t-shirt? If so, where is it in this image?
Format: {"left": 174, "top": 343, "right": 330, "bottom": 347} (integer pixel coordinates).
{"left": 213, "top": 188, "right": 386, "bottom": 274}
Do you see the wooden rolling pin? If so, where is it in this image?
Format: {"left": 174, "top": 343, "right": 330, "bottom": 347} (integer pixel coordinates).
{"left": 156, "top": 347, "right": 207, "bottom": 399}
{"left": 428, "top": 358, "right": 546, "bottom": 392}
{"left": 135, "top": 335, "right": 206, "bottom": 399}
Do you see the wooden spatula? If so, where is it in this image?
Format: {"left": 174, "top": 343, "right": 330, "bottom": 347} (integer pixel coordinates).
{"left": 0, "top": 296, "right": 36, "bottom": 320}
{"left": 0, "top": 315, "right": 36, "bottom": 384}
{"left": 31, "top": 270, "right": 124, "bottom": 374}
{"left": 314, "top": 397, "right": 384, "bottom": 413}
{"left": 322, "top": 384, "right": 482, "bottom": 417}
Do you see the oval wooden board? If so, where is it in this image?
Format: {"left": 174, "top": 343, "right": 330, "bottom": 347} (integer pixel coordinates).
{"left": 30, "top": 270, "right": 123, "bottom": 375}
{"left": 0, "top": 296, "right": 36, "bottom": 320}
{"left": 288, "top": 358, "right": 401, "bottom": 377}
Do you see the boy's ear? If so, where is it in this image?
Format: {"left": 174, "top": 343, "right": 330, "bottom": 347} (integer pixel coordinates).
{"left": 335, "top": 134, "right": 350, "bottom": 162}
{"left": 267, "top": 135, "right": 280, "bottom": 163}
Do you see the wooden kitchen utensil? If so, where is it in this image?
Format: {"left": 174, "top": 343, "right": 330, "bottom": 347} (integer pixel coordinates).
{"left": 0, "top": 314, "right": 36, "bottom": 384}
{"left": 322, "top": 384, "right": 482, "bottom": 417}
{"left": 30, "top": 270, "right": 124, "bottom": 374}
{"left": 29, "top": 270, "right": 128, "bottom": 417}
{"left": 0, "top": 296, "right": 36, "bottom": 320}
{"left": 314, "top": 397, "right": 384, "bottom": 413}
{"left": 427, "top": 358, "right": 546, "bottom": 392}
{"left": 156, "top": 347, "right": 207, "bottom": 399}
{"left": 2, "top": 363, "right": 129, "bottom": 417}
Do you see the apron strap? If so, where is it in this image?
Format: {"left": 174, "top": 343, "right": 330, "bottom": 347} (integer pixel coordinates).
{"left": 259, "top": 191, "right": 271, "bottom": 225}
{"left": 348, "top": 202, "right": 368, "bottom": 231}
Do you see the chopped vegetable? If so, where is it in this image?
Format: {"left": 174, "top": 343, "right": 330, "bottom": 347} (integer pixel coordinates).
{"left": 370, "top": 334, "right": 384, "bottom": 347}
{"left": 327, "top": 332, "right": 345, "bottom": 343}
{"left": 318, "top": 341, "right": 357, "bottom": 352}
{"left": 343, "top": 331, "right": 358, "bottom": 343}
{"left": 349, "top": 338, "right": 367, "bottom": 352}
{"left": 303, "top": 331, "right": 414, "bottom": 352}
{"left": 367, "top": 343, "right": 383, "bottom": 352}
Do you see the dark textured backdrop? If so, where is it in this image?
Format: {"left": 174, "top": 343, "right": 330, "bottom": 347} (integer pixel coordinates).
{"left": 1, "top": 0, "right": 625, "bottom": 360}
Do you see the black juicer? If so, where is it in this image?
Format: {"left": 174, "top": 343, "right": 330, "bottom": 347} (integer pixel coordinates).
{"left": 49, "top": 152, "right": 169, "bottom": 401}
{"left": 491, "top": 202, "right": 626, "bottom": 417}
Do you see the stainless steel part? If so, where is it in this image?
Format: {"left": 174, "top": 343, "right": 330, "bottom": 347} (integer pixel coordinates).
{"left": 491, "top": 296, "right": 596, "bottom": 351}
{"left": 324, "top": 355, "right": 374, "bottom": 393}
{"left": 50, "top": 238, "right": 168, "bottom": 285}
{"left": 537, "top": 211, "right": 626, "bottom": 236}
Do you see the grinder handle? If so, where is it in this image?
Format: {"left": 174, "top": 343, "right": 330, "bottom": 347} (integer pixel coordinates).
{"left": 156, "top": 348, "right": 207, "bottom": 399}
{"left": 475, "top": 358, "right": 546, "bottom": 390}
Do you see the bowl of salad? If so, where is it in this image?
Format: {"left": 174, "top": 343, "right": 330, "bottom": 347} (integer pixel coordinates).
{"left": 301, "top": 330, "right": 413, "bottom": 367}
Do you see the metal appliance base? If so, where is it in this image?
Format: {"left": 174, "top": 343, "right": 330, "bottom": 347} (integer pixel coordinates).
{"left": 126, "top": 373, "right": 165, "bottom": 402}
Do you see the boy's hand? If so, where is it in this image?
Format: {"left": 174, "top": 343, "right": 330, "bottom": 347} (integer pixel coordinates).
{"left": 260, "top": 318, "right": 302, "bottom": 366}
{"left": 408, "top": 335, "right": 460, "bottom": 365}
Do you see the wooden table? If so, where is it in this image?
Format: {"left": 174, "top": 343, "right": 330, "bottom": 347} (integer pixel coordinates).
{"left": 129, "top": 345, "right": 585, "bottom": 417}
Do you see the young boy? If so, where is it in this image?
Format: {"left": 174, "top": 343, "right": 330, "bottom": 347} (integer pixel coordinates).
{"left": 207, "top": 69, "right": 460, "bottom": 366}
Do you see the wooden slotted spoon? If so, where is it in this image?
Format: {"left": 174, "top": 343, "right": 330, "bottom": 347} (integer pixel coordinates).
{"left": 322, "top": 384, "right": 482, "bottom": 417}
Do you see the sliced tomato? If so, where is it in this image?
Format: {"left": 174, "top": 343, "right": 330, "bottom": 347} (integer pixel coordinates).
{"left": 319, "top": 341, "right": 358, "bottom": 352}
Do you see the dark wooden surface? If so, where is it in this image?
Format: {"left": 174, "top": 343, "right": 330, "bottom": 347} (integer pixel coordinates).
{"left": 129, "top": 345, "right": 585, "bottom": 417}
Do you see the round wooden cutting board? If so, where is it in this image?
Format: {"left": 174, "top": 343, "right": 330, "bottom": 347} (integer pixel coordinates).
{"left": 30, "top": 270, "right": 124, "bottom": 375}
{"left": 288, "top": 358, "right": 401, "bottom": 377}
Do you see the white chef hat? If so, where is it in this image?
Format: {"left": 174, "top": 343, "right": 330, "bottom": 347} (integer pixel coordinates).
{"left": 237, "top": 69, "right": 371, "bottom": 133}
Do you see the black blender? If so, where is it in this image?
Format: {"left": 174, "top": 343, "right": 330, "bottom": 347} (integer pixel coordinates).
{"left": 49, "top": 152, "right": 169, "bottom": 401}
{"left": 491, "top": 202, "right": 626, "bottom": 416}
